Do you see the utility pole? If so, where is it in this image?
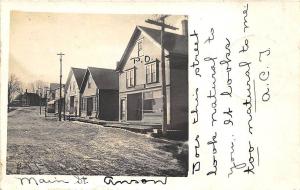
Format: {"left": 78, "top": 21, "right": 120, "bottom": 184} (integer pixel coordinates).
{"left": 38, "top": 87, "right": 42, "bottom": 115}
{"left": 57, "top": 52, "right": 65, "bottom": 121}
{"left": 44, "top": 87, "right": 49, "bottom": 117}
{"left": 39, "top": 92, "right": 42, "bottom": 115}
{"left": 63, "top": 84, "right": 66, "bottom": 121}
{"left": 145, "top": 15, "right": 178, "bottom": 134}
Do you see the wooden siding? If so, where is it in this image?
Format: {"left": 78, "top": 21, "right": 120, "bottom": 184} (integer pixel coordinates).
{"left": 65, "top": 73, "right": 81, "bottom": 115}
{"left": 118, "top": 32, "right": 172, "bottom": 124}
{"left": 119, "top": 32, "right": 170, "bottom": 94}
{"left": 82, "top": 73, "right": 97, "bottom": 97}
{"left": 170, "top": 55, "right": 188, "bottom": 132}
{"left": 99, "top": 90, "right": 119, "bottom": 121}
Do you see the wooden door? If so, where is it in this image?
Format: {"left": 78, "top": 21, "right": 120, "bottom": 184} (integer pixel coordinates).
{"left": 87, "top": 97, "right": 93, "bottom": 116}
{"left": 120, "top": 98, "right": 126, "bottom": 121}
{"left": 127, "top": 93, "right": 142, "bottom": 121}
{"left": 70, "top": 96, "right": 75, "bottom": 114}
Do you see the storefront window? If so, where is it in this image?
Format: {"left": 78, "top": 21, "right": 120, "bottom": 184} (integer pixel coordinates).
{"left": 143, "top": 90, "right": 162, "bottom": 114}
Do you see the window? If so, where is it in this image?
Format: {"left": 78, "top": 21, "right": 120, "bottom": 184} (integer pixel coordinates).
{"left": 146, "top": 62, "right": 158, "bottom": 84}
{"left": 82, "top": 98, "right": 86, "bottom": 111}
{"left": 143, "top": 90, "right": 162, "bottom": 114}
{"left": 88, "top": 76, "right": 92, "bottom": 88}
{"left": 126, "top": 69, "right": 135, "bottom": 88}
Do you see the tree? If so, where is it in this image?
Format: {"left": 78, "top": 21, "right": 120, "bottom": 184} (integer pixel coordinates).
{"left": 8, "top": 74, "right": 23, "bottom": 106}
{"left": 28, "top": 80, "right": 48, "bottom": 94}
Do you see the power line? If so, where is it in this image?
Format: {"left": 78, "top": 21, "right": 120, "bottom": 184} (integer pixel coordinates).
{"left": 57, "top": 52, "right": 65, "bottom": 121}
{"left": 145, "top": 15, "right": 177, "bottom": 135}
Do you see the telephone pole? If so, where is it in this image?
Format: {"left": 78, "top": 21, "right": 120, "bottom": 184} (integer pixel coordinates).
{"left": 145, "top": 15, "right": 178, "bottom": 134}
{"left": 44, "top": 87, "right": 49, "bottom": 118}
{"left": 57, "top": 52, "right": 65, "bottom": 121}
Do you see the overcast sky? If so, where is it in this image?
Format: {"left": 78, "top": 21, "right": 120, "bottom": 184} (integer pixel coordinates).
{"left": 9, "top": 11, "right": 185, "bottom": 87}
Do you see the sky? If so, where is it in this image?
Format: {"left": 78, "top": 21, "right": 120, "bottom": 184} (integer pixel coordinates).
{"left": 9, "top": 11, "right": 185, "bottom": 87}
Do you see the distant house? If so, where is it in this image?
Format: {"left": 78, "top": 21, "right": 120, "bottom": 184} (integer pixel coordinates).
{"left": 47, "top": 83, "right": 65, "bottom": 113}
{"left": 80, "top": 67, "right": 119, "bottom": 121}
{"left": 12, "top": 91, "right": 43, "bottom": 107}
{"left": 65, "top": 67, "right": 85, "bottom": 116}
{"left": 47, "top": 83, "right": 60, "bottom": 113}
{"left": 53, "top": 84, "right": 65, "bottom": 114}
{"left": 116, "top": 22, "right": 188, "bottom": 136}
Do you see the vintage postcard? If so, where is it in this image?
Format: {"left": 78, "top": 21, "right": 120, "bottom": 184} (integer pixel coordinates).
{"left": 1, "top": 1, "right": 300, "bottom": 190}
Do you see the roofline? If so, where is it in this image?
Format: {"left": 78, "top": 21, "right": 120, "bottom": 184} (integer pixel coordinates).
{"left": 71, "top": 67, "right": 85, "bottom": 70}
{"left": 65, "top": 67, "right": 86, "bottom": 91}
{"left": 116, "top": 25, "right": 170, "bottom": 72}
{"left": 64, "top": 69, "right": 74, "bottom": 91}
{"left": 116, "top": 26, "right": 140, "bottom": 71}
{"left": 79, "top": 68, "right": 90, "bottom": 93}
{"left": 52, "top": 84, "right": 65, "bottom": 91}
{"left": 87, "top": 66, "right": 115, "bottom": 71}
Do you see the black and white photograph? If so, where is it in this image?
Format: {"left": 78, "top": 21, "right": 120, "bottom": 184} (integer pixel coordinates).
{"left": 1, "top": 1, "right": 300, "bottom": 190}
{"left": 6, "top": 12, "right": 189, "bottom": 176}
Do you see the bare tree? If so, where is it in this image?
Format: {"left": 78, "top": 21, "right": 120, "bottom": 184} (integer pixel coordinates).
{"left": 8, "top": 74, "right": 23, "bottom": 106}
{"left": 28, "top": 80, "right": 48, "bottom": 94}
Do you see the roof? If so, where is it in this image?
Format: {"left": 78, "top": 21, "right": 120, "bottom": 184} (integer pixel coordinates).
{"left": 49, "top": 83, "right": 60, "bottom": 91}
{"left": 53, "top": 84, "right": 65, "bottom": 91}
{"left": 72, "top": 68, "right": 86, "bottom": 86}
{"left": 80, "top": 67, "right": 119, "bottom": 92}
{"left": 139, "top": 26, "right": 188, "bottom": 55}
{"left": 116, "top": 25, "right": 188, "bottom": 71}
{"left": 65, "top": 67, "right": 86, "bottom": 90}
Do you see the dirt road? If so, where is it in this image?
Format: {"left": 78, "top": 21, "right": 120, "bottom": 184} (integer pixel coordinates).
{"left": 6, "top": 106, "right": 188, "bottom": 176}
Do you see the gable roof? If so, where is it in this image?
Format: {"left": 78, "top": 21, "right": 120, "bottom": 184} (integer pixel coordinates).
{"left": 80, "top": 67, "right": 119, "bottom": 92}
{"left": 49, "top": 83, "right": 60, "bottom": 91}
{"left": 53, "top": 84, "right": 65, "bottom": 91}
{"left": 139, "top": 26, "right": 188, "bottom": 55}
{"left": 72, "top": 68, "right": 86, "bottom": 86}
{"left": 116, "top": 25, "right": 188, "bottom": 71}
{"left": 65, "top": 67, "right": 86, "bottom": 90}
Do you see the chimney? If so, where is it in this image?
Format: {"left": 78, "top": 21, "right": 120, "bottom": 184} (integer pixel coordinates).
{"left": 181, "top": 18, "right": 188, "bottom": 36}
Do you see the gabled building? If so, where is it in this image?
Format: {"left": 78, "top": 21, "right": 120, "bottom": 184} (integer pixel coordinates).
{"left": 53, "top": 84, "right": 65, "bottom": 114}
{"left": 116, "top": 21, "right": 188, "bottom": 137}
{"left": 65, "top": 67, "right": 86, "bottom": 116}
{"left": 47, "top": 83, "right": 60, "bottom": 113}
{"left": 12, "top": 90, "right": 43, "bottom": 107}
{"left": 80, "top": 67, "right": 119, "bottom": 121}
{"left": 48, "top": 83, "right": 60, "bottom": 101}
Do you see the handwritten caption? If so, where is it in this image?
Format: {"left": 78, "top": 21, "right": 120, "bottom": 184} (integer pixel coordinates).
{"left": 17, "top": 176, "right": 167, "bottom": 186}
{"left": 191, "top": 3, "right": 271, "bottom": 177}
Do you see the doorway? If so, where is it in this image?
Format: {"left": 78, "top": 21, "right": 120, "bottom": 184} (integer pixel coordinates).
{"left": 127, "top": 93, "right": 142, "bottom": 121}
{"left": 120, "top": 98, "right": 126, "bottom": 121}
{"left": 87, "top": 97, "right": 93, "bottom": 116}
{"left": 70, "top": 96, "right": 75, "bottom": 114}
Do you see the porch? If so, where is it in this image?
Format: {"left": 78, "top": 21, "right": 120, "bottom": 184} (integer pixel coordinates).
{"left": 73, "top": 117, "right": 161, "bottom": 133}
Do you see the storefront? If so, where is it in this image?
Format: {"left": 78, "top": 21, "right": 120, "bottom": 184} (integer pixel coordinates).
{"left": 143, "top": 90, "right": 163, "bottom": 123}
{"left": 120, "top": 89, "right": 165, "bottom": 124}
{"left": 81, "top": 95, "right": 97, "bottom": 117}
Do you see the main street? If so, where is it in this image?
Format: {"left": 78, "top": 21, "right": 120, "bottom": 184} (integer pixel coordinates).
{"left": 7, "top": 106, "right": 188, "bottom": 176}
